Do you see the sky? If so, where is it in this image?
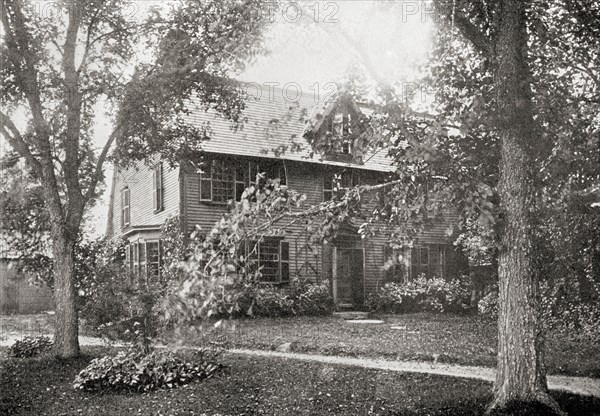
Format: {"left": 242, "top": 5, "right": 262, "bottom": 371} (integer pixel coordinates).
{"left": 1, "top": 1, "right": 437, "bottom": 238}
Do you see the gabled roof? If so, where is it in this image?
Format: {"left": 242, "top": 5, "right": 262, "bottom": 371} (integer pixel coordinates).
{"left": 184, "top": 82, "right": 394, "bottom": 172}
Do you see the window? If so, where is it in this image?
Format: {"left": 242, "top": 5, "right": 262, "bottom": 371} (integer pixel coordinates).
{"left": 121, "top": 187, "right": 130, "bottom": 228}
{"left": 411, "top": 245, "right": 446, "bottom": 279}
{"left": 146, "top": 241, "right": 161, "bottom": 281}
{"left": 126, "top": 240, "right": 163, "bottom": 281}
{"left": 139, "top": 242, "right": 147, "bottom": 276}
{"left": 132, "top": 242, "right": 139, "bottom": 275}
{"left": 323, "top": 174, "right": 334, "bottom": 201}
{"left": 246, "top": 238, "right": 290, "bottom": 283}
{"left": 199, "top": 159, "right": 235, "bottom": 203}
{"left": 152, "top": 162, "right": 164, "bottom": 212}
{"left": 332, "top": 112, "right": 352, "bottom": 154}
{"left": 383, "top": 246, "right": 409, "bottom": 283}
{"left": 323, "top": 169, "right": 356, "bottom": 201}
{"left": 200, "top": 159, "right": 286, "bottom": 204}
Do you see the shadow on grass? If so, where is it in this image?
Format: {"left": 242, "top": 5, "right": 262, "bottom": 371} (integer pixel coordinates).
{"left": 1, "top": 348, "right": 599, "bottom": 416}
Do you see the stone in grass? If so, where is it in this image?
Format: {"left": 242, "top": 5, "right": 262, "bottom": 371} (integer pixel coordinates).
{"left": 345, "top": 319, "right": 384, "bottom": 324}
{"left": 275, "top": 342, "right": 293, "bottom": 353}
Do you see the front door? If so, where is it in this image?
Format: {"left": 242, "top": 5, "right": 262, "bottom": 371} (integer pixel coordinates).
{"left": 335, "top": 248, "right": 364, "bottom": 306}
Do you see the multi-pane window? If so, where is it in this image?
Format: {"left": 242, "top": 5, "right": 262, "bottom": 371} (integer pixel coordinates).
{"left": 332, "top": 112, "right": 352, "bottom": 154}
{"left": 200, "top": 159, "right": 286, "bottom": 204}
{"left": 146, "top": 241, "right": 161, "bottom": 281}
{"left": 246, "top": 238, "right": 290, "bottom": 283}
{"left": 121, "top": 187, "right": 130, "bottom": 228}
{"left": 152, "top": 162, "right": 164, "bottom": 212}
{"left": 323, "top": 169, "right": 356, "bottom": 201}
{"left": 139, "top": 243, "right": 146, "bottom": 276}
{"left": 200, "top": 159, "right": 235, "bottom": 203}
{"left": 126, "top": 240, "right": 162, "bottom": 281}
{"left": 411, "top": 245, "right": 446, "bottom": 279}
{"left": 383, "top": 246, "right": 409, "bottom": 283}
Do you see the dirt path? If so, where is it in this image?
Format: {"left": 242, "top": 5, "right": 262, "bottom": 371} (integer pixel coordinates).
{"left": 227, "top": 348, "right": 600, "bottom": 398}
{"left": 3, "top": 332, "right": 598, "bottom": 398}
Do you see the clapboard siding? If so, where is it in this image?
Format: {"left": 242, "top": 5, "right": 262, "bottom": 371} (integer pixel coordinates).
{"left": 180, "top": 157, "right": 462, "bottom": 299}
{"left": 110, "top": 159, "right": 180, "bottom": 239}
{"left": 182, "top": 159, "right": 327, "bottom": 283}
{"left": 92, "top": 154, "right": 463, "bottom": 303}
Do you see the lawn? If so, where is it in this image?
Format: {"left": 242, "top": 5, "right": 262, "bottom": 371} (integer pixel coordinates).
{"left": 175, "top": 313, "right": 600, "bottom": 378}
{"left": 1, "top": 346, "right": 599, "bottom": 416}
{"left": 0, "top": 313, "right": 55, "bottom": 340}
{"left": 3, "top": 312, "right": 599, "bottom": 379}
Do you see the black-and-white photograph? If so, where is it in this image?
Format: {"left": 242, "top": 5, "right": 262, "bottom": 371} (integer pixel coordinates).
{"left": 1, "top": 1, "right": 599, "bottom": 414}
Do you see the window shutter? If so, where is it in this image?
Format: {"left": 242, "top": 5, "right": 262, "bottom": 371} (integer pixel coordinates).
{"left": 153, "top": 163, "right": 164, "bottom": 212}
{"left": 152, "top": 169, "right": 157, "bottom": 211}
{"left": 157, "top": 163, "right": 163, "bottom": 211}
{"left": 280, "top": 241, "right": 290, "bottom": 282}
{"left": 121, "top": 188, "right": 130, "bottom": 228}
{"left": 120, "top": 190, "right": 125, "bottom": 228}
{"left": 125, "top": 188, "right": 130, "bottom": 227}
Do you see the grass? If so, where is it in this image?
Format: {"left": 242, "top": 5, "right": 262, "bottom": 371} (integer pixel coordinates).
{"left": 174, "top": 313, "right": 600, "bottom": 378}
{"left": 0, "top": 314, "right": 55, "bottom": 340}
{"left": 1, "top": 346, "right": 599, "bottom": 416}
{"left": 3, "top": 312, "right": 599, "bottom": 378}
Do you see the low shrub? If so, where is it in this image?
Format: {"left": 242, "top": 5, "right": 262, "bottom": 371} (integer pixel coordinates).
{"left": 211, "top": 280, "right": 333, "bottom": 318}
{"left": 477, "top": 283, "right": 600, "bottom": 341}
{"left": 244, "top": 285, "right": 295, "bottom": 317}
{"left": 73, "top": 349, "right": 223, "bottom": 392}
{"left": 477, "top": 291, "right": 499, "bottom": 318}
{"left": 79, "top": 264, "right": 168, "bottom": 352}
{"left": 367, "top": 276, "right": 472, "bottom": 314}
{"left": 8, "top": 336, "right": 53, "bottom": 358}
{"left": 289, "top": 280, "right": 334, "bottom": 316}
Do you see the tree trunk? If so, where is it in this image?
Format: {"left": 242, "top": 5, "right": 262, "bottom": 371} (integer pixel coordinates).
{"left": 52, "top": 230, "right": 80, "bottom": 358}
{"left": 489, "top": 0, "right": 562, "bottom": 413}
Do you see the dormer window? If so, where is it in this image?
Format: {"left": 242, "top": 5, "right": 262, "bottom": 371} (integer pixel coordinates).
{"left": 332, "top": 112, "right": 353, "bottom": 155}
{"left": 342, "top": 138, "right": 352, "bottom": 155}
{"left": 333, "top": 112, "right": 344, "bottom": 136}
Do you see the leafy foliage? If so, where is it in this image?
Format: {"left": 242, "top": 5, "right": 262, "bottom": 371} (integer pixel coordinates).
{"left": 159, "top": 215, "right": 188, "bottom": 281}
{"left": 79, "top": 264, "right": 168, "bottom": 352}
{"left": 170, "top": 279, "right": 332, "bottom": 321}
{"left": 367, "top": 277, "right": 472, "bottom": 314}
{"left": 113, "top": 0, "right": 271, "bottom": 167}
{"left": 77, "top": 239, "right": 168, "bottom": 352}
{"left": 73, "top": 349, "right": 223, "bottom": 392}
{"left": 236, "top": 280, "right": 333, "bottom": 318}
{"left": 478, "top": 283, "right": 600, "bottom": 342}
{"left": 477, "top": 291, "right": 499, "bottom": 319}
{"left": 1, "top": 0, "right": 273, "bottom": 356}
{"left": 8, "top": 336, "right": 53, "bottom": 358}
{"left": 165, "top": 177, "right": 309, "bottom": 322}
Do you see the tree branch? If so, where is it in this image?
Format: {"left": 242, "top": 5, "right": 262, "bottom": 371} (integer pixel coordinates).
{"left": 0, "top": 111, "right": 42, "bottom": 176}
{"left": 82, "top": 125, "right": 120, "bottom": 211}
{"left": 62, "top": 0, "right": 85, "bottom": 222}
{"left": 76, "top": 5, "right": 102, "bottom": 74}
{"left": 249, "top": 178, "right": 407, "bottom": 235}
{"left": 2, "top": 0, "right": 66, "bottom": 226}
{"left": 434, "top": 0, "right": 493, "bottom": 57}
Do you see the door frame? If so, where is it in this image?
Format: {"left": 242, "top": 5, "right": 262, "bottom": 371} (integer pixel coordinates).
{"left": 332, "top": 246, "right": 365, "bottom": 307}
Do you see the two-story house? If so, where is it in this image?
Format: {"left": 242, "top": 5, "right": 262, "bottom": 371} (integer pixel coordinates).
{"left": 106, "top": 83, "right": 465, "bottom": 307}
